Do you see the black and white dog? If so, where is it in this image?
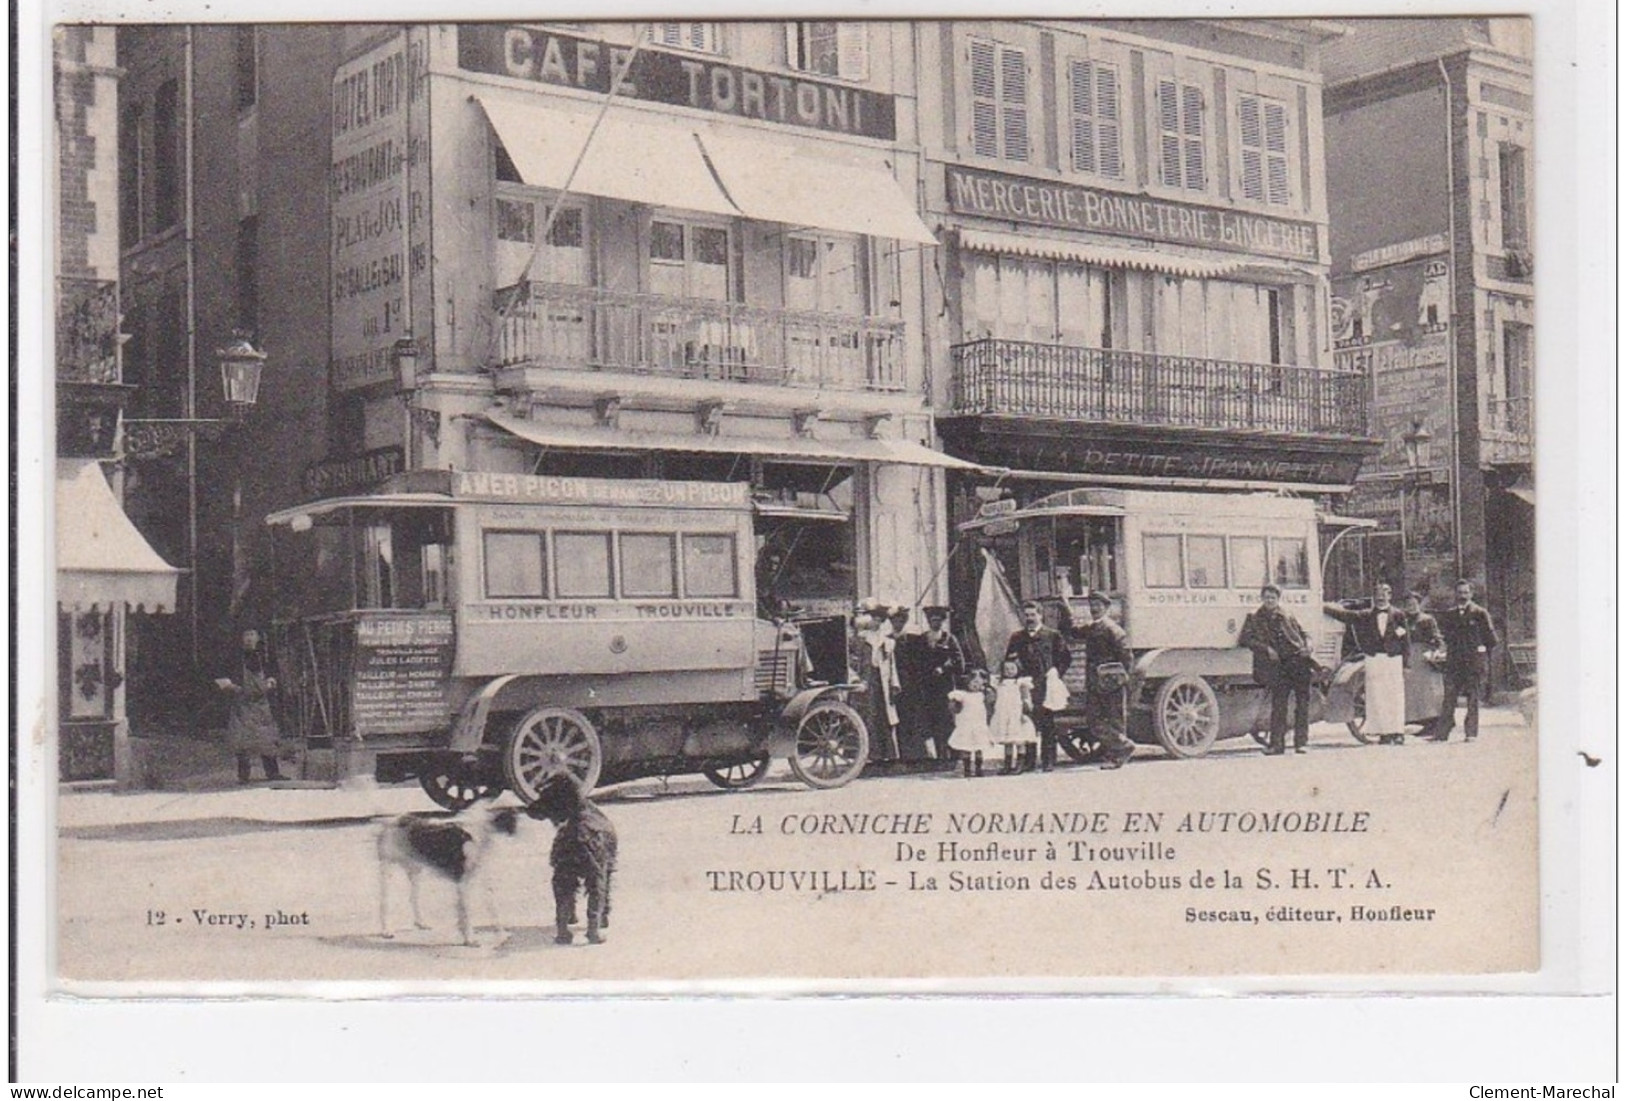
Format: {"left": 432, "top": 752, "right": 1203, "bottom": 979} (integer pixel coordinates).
{"left": 526, "top": 775, "right": 618, "bottom": 945}
{"left": 377, "top": 806, "right": 520, "bottom": 946}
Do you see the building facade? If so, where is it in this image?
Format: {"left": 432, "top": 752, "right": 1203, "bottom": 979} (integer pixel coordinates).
{"left": 1324, "top": 18, "right": 1534, "bottom": 684}
{"left": 911, "top": 19, "right": 1377, "bottom": 611}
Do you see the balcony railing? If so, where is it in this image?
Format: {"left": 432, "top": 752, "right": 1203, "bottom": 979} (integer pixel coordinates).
{"left": 57, "top": 277, "right": 121, "bottom": 385}
{"left": 495, "top": 281, "right": 907, "bottom": 393}
{"left": 1482, "top": 395, "right": 1533, "bottom": 463}
{"left": 950, "top": 339, "right": 1369, "bottom": 437}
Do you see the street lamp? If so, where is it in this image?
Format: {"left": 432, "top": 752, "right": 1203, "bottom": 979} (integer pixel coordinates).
{"left": 1402, "top": 419, "right": 1433, "bottom": 473}
{"left": 217, "top": 335, "right": 269, "bottom": 411}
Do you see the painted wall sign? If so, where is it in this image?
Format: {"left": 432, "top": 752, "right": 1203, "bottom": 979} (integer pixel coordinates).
{"left": 946, "top": 165, "right": 1321, "bottom": 262}
{"left": 351, "top": 613, "right": 454, "bottom": 736}
{"left": 453, "top": 471, "right": 750, "bottom": 509}
{"left": 1348, "top": 233, "right": 1448, "bottom": 273}
{"left": 474, "top": 601, "right": 755, "bottom": 622}
{"left": 330, "top": 33, "right": 430, "bottom": 393}
{"left": 457, "top": 24, "right": 897, "bottom": 141}
{"left": 301, "top": 446, "right": 405, "bottom": 498}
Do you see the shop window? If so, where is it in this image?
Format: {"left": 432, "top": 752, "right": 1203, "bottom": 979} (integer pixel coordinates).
{"left": 1157, "top": 78, "right": 1207, "bottom": 192}
{"left": 683, "top": 533, "right": 739, "bottom": 598}
{"left": 648, "top": 218, "right": 730, "bottom": 301}
{"left": 484, "top": 531, "right": 547, "bottom": 599}
{"left": 969, "top": 38, "right": 1029, "bottom": 162}
{"left": 1069, "top": 58, "right": 1122, "bottom": 179}
{"left": 555, "top": 532, "right": 615, "bottom": 598}
{"left": 1237, "top": 93, "right": 1290, "bottom": 206}
{"left": 1142, "top": 534, "right": 1184, "bottom": 588}
{"left": 620, "top": 533, "right": 678, "bottom": 598}
{"left": 1499, "top": 144, "right": 1529, "bottom": 250}
{"left": 1230, "top": 536, "right": 1268, "bottom": 590}
{"left": 1270, "top": 537, "right": 1310, "bottom": 589}
{"left": 1186, "top": 535, "right": 1228, "bottom": 589}
{"left": 652, "top": 22, "right": 723, "bottom": 55}
{"left": 787, "top": 22, "right": 868, "bottom": 81}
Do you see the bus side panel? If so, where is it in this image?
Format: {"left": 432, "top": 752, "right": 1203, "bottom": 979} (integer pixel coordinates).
{"left": 457, "top": 612, "right": 759, "bottom": 680}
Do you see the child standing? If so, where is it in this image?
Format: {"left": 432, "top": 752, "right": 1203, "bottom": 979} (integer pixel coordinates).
{"left": 947, "top": 669, "right": 995, "bottom": 777}
{"left": 990, "top": 655, "right": 1038, "bottom": 774}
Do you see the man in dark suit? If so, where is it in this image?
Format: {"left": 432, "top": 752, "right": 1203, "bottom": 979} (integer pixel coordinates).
{"left": 1323, "top": 582, "right": 1411, "bottom": 744}
{"left": 1005, "top": 600, "right": 1072, "bottom": 772}
{"left": 1238, "top": 583, "right": 1317, "bottom": 755}
{"left": 1077, "top": 591, "right": 1135, "bottom": 769}
{"left": 1426, "top": 579, "right": 1500, "bottom": 742}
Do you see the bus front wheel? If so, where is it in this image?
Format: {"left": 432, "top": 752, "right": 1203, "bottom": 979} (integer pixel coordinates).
{"left": 1152, "top": 675, "right": 1221, "bottom": 759}
{"left": 505, "top": 706, "right": 604, "bottom": 802}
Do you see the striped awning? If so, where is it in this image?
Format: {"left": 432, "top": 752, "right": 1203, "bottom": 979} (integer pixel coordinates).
{"left": 958, "top": 227, "right": 1241, "bottom": 279}
{"left": 56, "top": 458, "right": 180, "bottom": 614}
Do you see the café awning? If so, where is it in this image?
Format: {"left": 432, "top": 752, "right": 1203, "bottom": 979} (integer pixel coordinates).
{"left": 698, "top": 132, "right": 939, "bottom": 245}
{"left": 56, "top": 458, "right": 180, "bottom": 614}
{"left": 958, "top": 227, "right": 1240, "bottom": 279}
{"left": 474, "top": 94, "right": 739, "bottom": 217}
{"left": 483, "top": 412, "right": 981, "bottom": 470}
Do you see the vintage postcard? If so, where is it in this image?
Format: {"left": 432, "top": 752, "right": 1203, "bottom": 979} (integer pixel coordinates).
{"left": 32, "top": 6, "right": 1598, "bottom": 1019}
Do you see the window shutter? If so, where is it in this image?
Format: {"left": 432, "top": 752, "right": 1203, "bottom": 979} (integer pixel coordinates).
{"left": 1096, "top": 64, "right": 1122, "bottom": 178}
{"left": 786, "top": 23, "right": 803, "bottom": 69}
{"left": 1180, "top": 83, "right": 1206, "bottom": 190}
{"left": 836, "top": 22, "right": 869, "bottom": 81}
{"left": 1238, "top": 94, "right": 1264, "bottom": 201}
{"left": 970, "top": 39, "right": 999, "bottom": 158}
{"left": 1000, "top": 46, "right": 1030, "bottom": 161}
{"left": 654, "top": 23, "right": 681, "bottom": 47}
{"left": 1070, "top": 59, "right": 1096, "bottom": 174}
{"left": 1158, "top": 79, "right": 1182, "bottom": 186}
{"left": 1263, "top": 100, "right": 1290, "bottom": 205}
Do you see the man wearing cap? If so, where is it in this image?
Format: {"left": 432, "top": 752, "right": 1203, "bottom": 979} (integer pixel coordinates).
{"left": 1005, "top": 600, "right": 1072, "bottom": 772}
{"left": 1425, "top": 579, "right": 1500, "bottom": 742}
{"left": 901, "top": 606, "right": 966, "bottom": 763}
{"left": 1238, "top": 583, "right": 1317, "bottom": 755}
{"left": 1077, "top": 591, "right": 1136, "bottom": 769}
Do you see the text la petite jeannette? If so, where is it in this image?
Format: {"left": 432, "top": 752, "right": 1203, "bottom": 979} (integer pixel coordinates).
{"left": 1470, "top": 1088, "right": 1614, "bottom": 1099}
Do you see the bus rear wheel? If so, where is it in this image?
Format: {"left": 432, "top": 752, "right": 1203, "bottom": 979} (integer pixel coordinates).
{"left": 505, "top": 706, "right": 603, "bottom": 802}
{"left": 1152, "top": 675, "right": 1221, "bottom": 759}
{"left": 419, "top": 767, "right": 497, "bottom": 811}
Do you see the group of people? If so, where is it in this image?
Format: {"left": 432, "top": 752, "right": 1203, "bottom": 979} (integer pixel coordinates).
{"left": 852, "top": 590, "right": 1138, "bottom": 776}
{"left": 1239, "top": 578, "right": 1500, "bottom": 753}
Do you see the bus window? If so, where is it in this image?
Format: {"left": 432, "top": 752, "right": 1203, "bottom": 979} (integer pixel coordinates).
{"left": 621, "top": 533, "right": 678, "bottom": 598}
{"left": 1271, "top": 537, "right": 1310, "bottom": 589}
{"left": 556, "top": 532, "right": 615, "bottom": 598}
{"left": 484, "top": 531, "right": 547, "bottom": 598}
{"left": 359, "top": 524, "right": 393, "bottom": 608}
{"left": 683, "top": 533, "right": 738, "bottom": 598}
{"left": 1142, "top": 534, "right": 1184, "bottom": 588}
{"left": 1186, "top": 535, "right": 1228, "bottom": 589}
{"left": 1054, "top": 516, "right": 1119, "bottom": 596}
{"left": 1230, "top": 536, "right": 1268, "bottom": 590}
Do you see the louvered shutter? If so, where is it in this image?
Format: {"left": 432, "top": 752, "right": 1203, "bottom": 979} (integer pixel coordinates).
{"left": 1096, "top": 64, "right": 1122, "bottom": 178}
{"left": 654, "top": 23, "right": 681, "bottom": 47}
{"left": 1158, "top": 79, "right": 1182, "bottom": 186}
{"left": 1000, "top": 46, "right": 1030, "bottom": 161}
{"left": 1264, "top": 100, "right": 1290, "bottom": 205}
{"left": 1181, "top": 83, "right": 1206, "bottom": 190}
{"left": 1071, "top": 59, "right": 1096, "bottom": 174}
{"left": 970, "top": 39, "right": 999, "bottom": 158}
{"left": 836, "top": 22, "right": 869, "bottom": 81}
{"left": 1238, "top": 94, "right": 1265, "bottom": 201}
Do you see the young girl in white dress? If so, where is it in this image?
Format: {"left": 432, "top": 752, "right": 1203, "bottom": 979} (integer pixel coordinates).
{"left": 947, "top": 668, "right": 995, "bottom": 778}
{"left": 990, "top": 656, "right": 1038, "bottom": 774}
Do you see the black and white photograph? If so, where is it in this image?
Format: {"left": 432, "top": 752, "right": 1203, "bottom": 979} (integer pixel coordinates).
{"left": 17, "top": 0, "right": 1613, "bottom": 1082}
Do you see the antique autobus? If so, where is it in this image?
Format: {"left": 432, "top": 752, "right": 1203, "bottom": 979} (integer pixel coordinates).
{"left": 961, "top": 487, "right": 1347, "bottom": 759}
{"left": 265, "top": 470, "right": 868, "bottom": 807}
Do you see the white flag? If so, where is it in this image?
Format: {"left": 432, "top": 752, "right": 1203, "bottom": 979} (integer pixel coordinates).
{"left": 973, "top": 548, "right": 1023, "bottom": 674}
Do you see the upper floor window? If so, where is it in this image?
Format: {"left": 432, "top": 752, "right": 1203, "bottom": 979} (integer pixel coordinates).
{"left": 651, "top": 22, "right": 723, "bottom": 55}
{"left": 1498, "top": 143, "right": 1529, "bottom": 250}
{"left": 118, "top": 101, "right": 141, "bottom": 248}
{"left": 1237, "top": 93, "right": 1290, "bottom": 206}
{"left": 785, "top": 234, "right": 865, "bottom": 316}
{"left": 969, "top": 38, "right": 1030, "bottom": 162}
{"left": 1068, "top": 58, "right": 1122, "bottom": 179}
{"left": 495, "top": 195, "right": 587, "bottom": 288}
{"left": 1156, "top": 78, "right": 1206, "bottom": 192}
{"left": 787, "top": 22, "right": 869, "bottom": 81}
{"left": 649, "top": 218, "right": 730, "bottom": 301}
{"left": 152, "top": 79, "right": 181, "bottom": 232}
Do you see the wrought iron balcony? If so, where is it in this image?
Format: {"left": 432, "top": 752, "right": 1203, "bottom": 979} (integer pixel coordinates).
{"left": 494, "top": 281, "right": 908, "bottom": 393}
{"left": 1482, "top": 396, "right": 1533, "bottom": 464}
{"left": 949, "top": 339, "right": 1369, "bottom": 437}
{"left": 57, "top": 277, "right": 122, "bottom": 385}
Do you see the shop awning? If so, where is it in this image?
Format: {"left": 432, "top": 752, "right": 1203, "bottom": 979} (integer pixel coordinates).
{"left": 958, "top": 227, "right": 1241, "bottom": 279}
{"left": 56, "top": 458, "right": 181, "bottom": 614}
{"left": 474, "top": 94, "right": 739, "bottom": 217}
{"left": 1505, "top": 476, "right": 1535, "bottom": 507}
{"left": 699, "top": 132, "right": 938, "bottom": 245}
{"left": 484, "top": 412, "right": 981, "bottom": 470}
